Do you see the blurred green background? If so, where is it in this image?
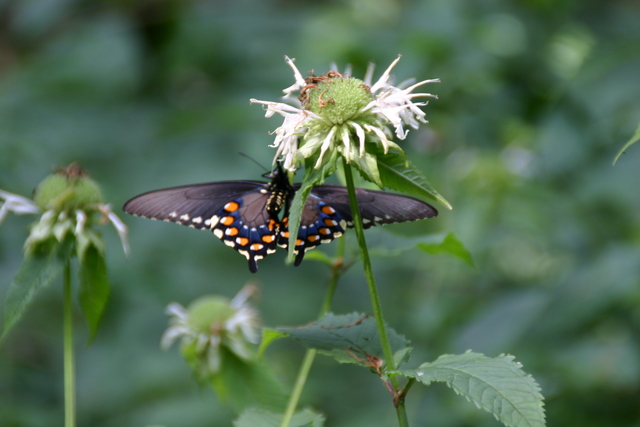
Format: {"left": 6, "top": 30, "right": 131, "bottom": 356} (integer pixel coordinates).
{"left": 1, "top": 0, "right": 640, "bottom": 426}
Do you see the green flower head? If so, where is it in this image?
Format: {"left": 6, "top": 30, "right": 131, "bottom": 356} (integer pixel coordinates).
{"left": 251, "top": 55, "right": 439, "bottom": 171}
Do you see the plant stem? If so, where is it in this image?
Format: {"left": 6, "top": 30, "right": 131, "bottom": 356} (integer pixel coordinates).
{"left": 279, "top": 242, "right": 344, "bottom": 427}
{"left": 63, "top": 260, "right": 75, "bottom": 427}
{"left": 342, "top": 160, "right": 409, "bottom": 427}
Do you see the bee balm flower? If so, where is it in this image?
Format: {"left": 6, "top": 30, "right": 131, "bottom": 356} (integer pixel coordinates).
{"left": 251, "top": 55, "right": 439, "bottom": 171}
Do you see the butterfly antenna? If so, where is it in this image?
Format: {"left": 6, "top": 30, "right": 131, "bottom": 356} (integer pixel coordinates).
{"left": 238, "top": 152, "right": 270, "bottom": 172}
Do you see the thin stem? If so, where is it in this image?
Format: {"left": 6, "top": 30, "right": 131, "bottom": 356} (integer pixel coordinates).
{"left": 280, "top": 349, "right": 317, "bottom": 427}
{"left": 63, "top": 260, "right": 75, "bottom": 427}
{"left": 279, "top": 242, "right": 345, "bottom": 427}
{"left": 342, "top": 159, "right": 409, "bottom": 427}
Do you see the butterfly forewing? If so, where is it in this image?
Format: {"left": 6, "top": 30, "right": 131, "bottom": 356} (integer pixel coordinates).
{"left": 122, "top": 181, "right": 265, "bottom": 227}
{"left": 123, "top": 180, "right": 282, "bottom": 272}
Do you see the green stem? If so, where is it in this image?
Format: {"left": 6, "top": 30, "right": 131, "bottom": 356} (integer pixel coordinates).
{"left": 279, "top": 242, "right": 345, "bottom": 427}
{"left": 63, "top": 260, "right": 75, "bottom": 427}
{"left": 342, "top": 160, "right": 409, "bottom": 427}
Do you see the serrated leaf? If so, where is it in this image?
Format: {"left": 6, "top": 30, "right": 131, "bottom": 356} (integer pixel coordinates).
{"left": 2, "top": 238, "right": 72, "bottom": 341}
{"left": 259, "top": 328, "right": 290, "bottom": 357}
{"left": 393, "top": 347, "right": 413, "bottom": 369}
{"left": 417, "top": 232, "right": 474, "bottom": 266}
{"left": 377, "top": 152, "right": 452, "bottom": 209}
{"left": 78, "top": 244, "right": 110, "bottom": 341}
{"left": 234, "top": 407, "right": 325, "bottom": 427}
{"left": 398, "top": 351, "right": 545, "bottom": 427}
{"left": 277, "top": 312, "right": 410, "bottom": 367}
{"left": 613, "top": 123, "right": 640, "bottom": 165}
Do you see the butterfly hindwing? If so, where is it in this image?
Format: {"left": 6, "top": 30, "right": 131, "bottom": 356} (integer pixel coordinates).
{"left": 277, "top": 195, "right": 348, "bottom": 266}
{"left": 209, "top": 192, "right": 280, "bottom": 273}
{"left": 277, "top": 185, "right": 439, "bottom": 266}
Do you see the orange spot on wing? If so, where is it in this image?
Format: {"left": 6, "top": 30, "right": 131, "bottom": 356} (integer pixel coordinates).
{"left": 262, "top": 234, "right": 276, "bottom": 243}
{"left": 220, "top": 216, "right": 235, "bottom": 226}
{"left": 224, "top": 201, "right": 240, "bottom": 212}
{"left": 321, "top": 205, "right": 336, "bottom": 215}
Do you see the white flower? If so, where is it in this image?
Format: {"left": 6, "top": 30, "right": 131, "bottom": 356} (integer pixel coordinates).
{"left": 251, "top": 55, "right": 439, "bottom": 171}
{"left": 161, "top": 284, "right": 261, "bottom": 375}
{"left": 1, "top": 170, "right": 129, "bottom": 256}
{"left": 0, "top": 190, "right": 40, "bottom": 223}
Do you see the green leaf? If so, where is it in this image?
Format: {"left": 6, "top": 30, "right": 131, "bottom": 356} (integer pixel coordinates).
{"left": 2, "top": 238, "right": 72, "bottom": 341}
{"left": 259, "top": 328, "right": 290, "bottom": 357}
{"left": 613, "top": 123, "right": 640, "bottom": 165}
{"left": 211, "top": 348, "right": 288, "bottom": 412}
{"left": 350, "top": 150, "right": 383, "bottom": 187}
{"left": 277, "top": 312, "right": 410, "bottom": 367}
{"left": 234, "top": 407, "right": 325, "bottom": 427}
{"left": 78, "top": 244, "right": 110, "bottom": 341}
{"left": 417, "top": 232, "right": 474, "bottom": 266}
{"left": 377, "top": 152, "right": 452, "bottom": 209}
{"left": 286, "top": 155, "right": 338, "bottom": 264}
{"left": 398, "top": 351, "right": 546, "bottom": 427}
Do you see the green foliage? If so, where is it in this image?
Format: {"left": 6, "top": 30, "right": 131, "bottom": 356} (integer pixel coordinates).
{"left": 416, "top": 232, "right": 474, "bottom": 266}
{"left": 234, "top": 407, "right": 325, "bottom": 427}
{"left": 1, "top": 0, "right": 639, "bottom": 425}
{"left": 613, "top": 123, "right": 640, "bottom": 165}
{"left": 276, "top": 312, "right": 410, "bottom": 368}
{"left": 78, "top": 244, "right": 110, "bottom": 341}
{"left": 286, "top": 153, "right": 339, "bottom": 263}
{"left": 378, "top": 151, "right": 452, "bottom": 209}
{"left": 208, "top": 348, "right": 288, "bottom": 412}
{"left": 398, "top": 352, "right": 545, "bottom": 427}
{"left": 2, "top": 237, "right": 72, "bottom": 341}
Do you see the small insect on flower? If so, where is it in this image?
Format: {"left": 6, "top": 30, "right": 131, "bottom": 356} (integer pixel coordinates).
{"left": 250, "top": 55, "right": 440, "bottom": 171}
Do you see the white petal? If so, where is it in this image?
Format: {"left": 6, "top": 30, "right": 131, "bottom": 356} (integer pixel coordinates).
{"left": 350, "top": 122, "right": 367, "bottom": 157}
{"left": 282, "top": 56, "right": 307, "bottom": 98}
{"left": 314, "top": 126, "right": 337, "bottom": 169}
{"left": 369, "top": 55, "right": 402, "bottom": 93}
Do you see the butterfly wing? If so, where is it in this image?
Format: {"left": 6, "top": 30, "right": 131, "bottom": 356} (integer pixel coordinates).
{"left": 123, "top": 181, "right": 280, "bottom": 273}
{"left": 279, "top": 185, "right": 438, "bottom": 265}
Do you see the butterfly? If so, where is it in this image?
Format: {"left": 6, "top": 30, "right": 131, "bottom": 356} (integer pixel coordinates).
{"left": 122, "top": 166, "right": 438, "bottom": 273}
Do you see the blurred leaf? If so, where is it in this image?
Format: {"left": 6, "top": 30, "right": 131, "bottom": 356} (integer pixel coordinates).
{"left": 211, "top": 348, "right": 288, "bottom": 412}
{"left": 612, "top": 123, "right": 640, "bottom": 165}
{"left": 398, "top": 351, "right": 545, "bottom": 427}
{"left": 2, "top": 237, "right": 72, "bottom": 341}
{"left": 234, "top": 407, "right": 325, "bottom": 427}
{"left": 277, "top": 312, "right": 410, "bottom": 367}
{"left": 78, "top": 244, "right": 110, "bottom": 341}
{"left": 377, "top": 151, "right": 452, "bottom": 209}
{"left": 416, "top": 232, "right": 474, "bottom": 266}
{"left": 298, "top": 250, "right": 334, "bottom": 265}
{"left": 259, "top": 328, "right": 289, "bottom": 358}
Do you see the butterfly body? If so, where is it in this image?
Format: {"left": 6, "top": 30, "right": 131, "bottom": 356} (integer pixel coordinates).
{"left": 123, "top": 168, "right": 438, "bottom": 272}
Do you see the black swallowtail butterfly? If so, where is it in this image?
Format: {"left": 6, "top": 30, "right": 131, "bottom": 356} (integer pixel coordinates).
{"left": 122, "top": 166, "right": 438, "bottom": 273}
